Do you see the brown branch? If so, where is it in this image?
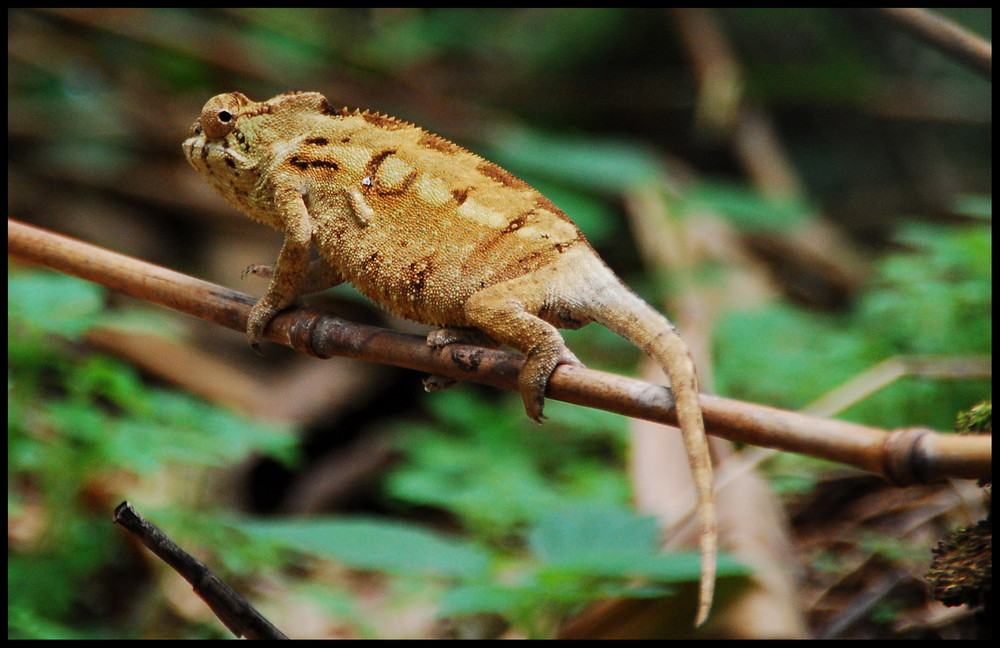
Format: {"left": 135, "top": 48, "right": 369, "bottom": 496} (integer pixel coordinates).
{"left": 113, "top": 501, "right": 288, "bottom": 640}
{"left": 8, "top": 218, "right": 991, "bottom": 484}
{"left": 865, "top": 8, "right": 992, "bottom": 80}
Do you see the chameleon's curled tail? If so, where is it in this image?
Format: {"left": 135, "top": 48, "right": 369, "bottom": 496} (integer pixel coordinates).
{"left": 592, "top": 287, "right": 717, "bottom": 627}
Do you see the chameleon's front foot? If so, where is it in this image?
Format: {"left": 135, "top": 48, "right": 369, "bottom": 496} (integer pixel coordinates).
{"left": 246, "top": 296, "right": 284, "bottom": 352}
{"left": 241, "top": 265, "right": 278, "bottom": 352}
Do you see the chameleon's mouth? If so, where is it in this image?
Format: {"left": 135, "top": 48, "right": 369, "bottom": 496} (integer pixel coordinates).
{"left": 182, "top": 137, "right": 249, "bottom": 167}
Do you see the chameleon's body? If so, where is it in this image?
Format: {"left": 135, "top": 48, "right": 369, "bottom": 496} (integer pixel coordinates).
{"left": 184, "top": 91, "right": 716, "bottom": 624}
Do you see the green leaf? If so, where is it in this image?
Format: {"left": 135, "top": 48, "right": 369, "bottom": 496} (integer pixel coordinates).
{"left": 389, "top": 390, "right": 629, "bottom": 536}
{"left": 239, "top": 517, "right": 491, "bottom": 580}
{"left": 439, "top": 583, "right": 536, "bottom": 617}
{"left": 953, "top": 193, "right": 992, "bottom": 219}
{"left": 486, "top": 126, "right": 665, "bottom": 193}
{"left": 8, "top": 271, "right": 104, "bottom": 338}
{"left": 528, "top": 505, "right": 746, "bottom": 582}
{"left": 715, "top": 222, "right": 991, "bottom": 430}
{"left": 521, "top": 176, "right": 617, "bottom": 243}
{"left": 530, "top": 504, "right": 658, "bottom": 565}
{"left": 682, "top": 180, "right": 812, "bottom": 232}
{"left": 438, "top": 505, "right": 749, "bottom": 620}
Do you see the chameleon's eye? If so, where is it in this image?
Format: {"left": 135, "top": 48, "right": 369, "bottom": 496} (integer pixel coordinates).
{"left": 203, "top": 108, "right": 236, "bottom": 139}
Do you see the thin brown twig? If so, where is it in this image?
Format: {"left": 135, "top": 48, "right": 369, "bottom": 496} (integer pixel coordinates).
{"left": 804, "top": 355, "right": 992, "bottom": 419}
{"left": 865, "top": 8, "right": 992, "bottom": 80}
{"left": 8, "top": 218, "right": 991, "bottom": 484}
{"left": 113, "top": 501, "right": 288, "bottom": 640}
{"left": 668, "top": 8, "right": 866, "bottom": 309}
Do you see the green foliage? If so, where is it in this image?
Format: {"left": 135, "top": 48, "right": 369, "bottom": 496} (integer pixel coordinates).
{"left": 240, "top": 517, "right": 491, "bottom": 581}
{"left": 722, "top": 8, "right": 878, "bottom": 105}
{"left": 483, "top": 125, "right": 669, "bottom": 243}
{"left": 439, "top": 505, "right": 746, "bottom": 633}
{"left": 369, "top": 390, "right": 745, "bottom": 633}
{"left": 8, "top": 270, "right": 298, "bottom": 639}
{"left": 356, "top": 8, "right": 631, "bottom": 74}
{"left": 956, "top": 401, "right": 991, "bottom": 435}
{"left": 860, "top": 223, "right": 992, "bottom": 356}
{"left": 681, "top": 180, "right": 813, "bottom": 232}
{"left": 7, "top": 271, "right": 104, "bottom": 338}
{"left": 714, "top": 221, "right": 991, "bottom": 430}
{"left": 953, "top": 193, "right": 992, "bottom": 219}
{"left": 386, "top": 390, "right": 630, "bottom": 538}
{"left": 483, "top": 128, "right": 818, "bottom": 245}
{"left": 9, "top": 268, "right": 749, "bottom": 638}
{"left": 715, "top": 303, "right": 872, "bottom": 409}
{"left": 486, "top": 125, "right": 665, "bottom": 193}
{"left": 225, "top": 504, "right": 746, "bottom": 637}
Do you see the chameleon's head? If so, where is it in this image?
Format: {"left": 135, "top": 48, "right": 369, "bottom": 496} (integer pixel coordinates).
{"left": 182, "top": 91, "right": 334, "bottom": 220}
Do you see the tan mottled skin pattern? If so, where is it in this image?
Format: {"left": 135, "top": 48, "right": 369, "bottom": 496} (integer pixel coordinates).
{"left": 184, "top": 92, "right": 716, "bottom": 625}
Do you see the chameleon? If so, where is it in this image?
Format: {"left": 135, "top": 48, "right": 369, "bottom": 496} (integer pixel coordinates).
{"left": 183, "top": 91, "right": 717, "bottom": 625}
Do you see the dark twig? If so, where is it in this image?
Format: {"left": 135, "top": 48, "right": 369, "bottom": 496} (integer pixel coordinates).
{"left": 113, "top": 501, "right": 288, "bottom": 640}
{"left": 866, "top": 8, "right": 991, "bottom": 80}
{"left": 8, "top": 219, "right": 991, "bottom": 484}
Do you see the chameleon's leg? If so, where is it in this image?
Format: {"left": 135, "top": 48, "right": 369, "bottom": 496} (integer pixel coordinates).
{"left": 462, "top": 290, "right": 581, "bottom": 422}
{"left": 244, "top": 256, "right": 344, "bottom": 295}
{"left": 245, "top": 190, "right": 314, "bottom": 349}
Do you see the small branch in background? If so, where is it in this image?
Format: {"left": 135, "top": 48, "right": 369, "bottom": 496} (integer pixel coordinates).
{"left": 867, "top": 8, "right": 992, "bottom": 80}
{"left": 803, "top": 355, "right": 993, "bottom": 419}
{"left": 667, "top": 7, "right": 866, "bottom": 310}
{"left": 668, "top": 7, "right": 743, "bottom": 138}
{"left": 113, "top": 501, "right": 288, "bottom": 640}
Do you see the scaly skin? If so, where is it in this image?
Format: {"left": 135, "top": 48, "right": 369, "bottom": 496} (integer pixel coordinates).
{"left": 184, "top": 92, "right": 716, "bottom": 625}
